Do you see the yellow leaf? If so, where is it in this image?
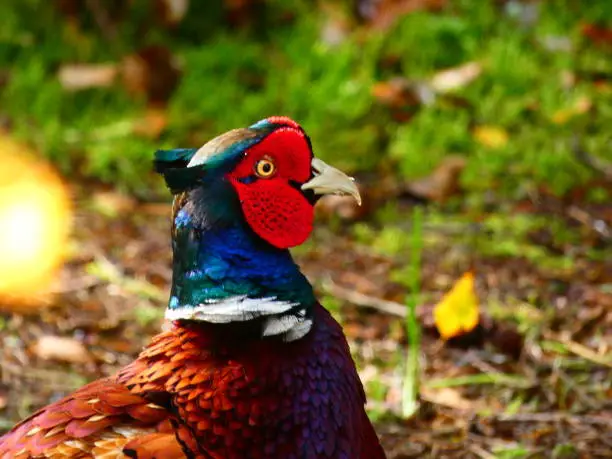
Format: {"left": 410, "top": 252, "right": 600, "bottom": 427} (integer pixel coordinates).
{"left": 473, "top": 126, "right": 509, "bottom": 149}
{"left": 434, "top": 271, "right": 479, "bottom": 340}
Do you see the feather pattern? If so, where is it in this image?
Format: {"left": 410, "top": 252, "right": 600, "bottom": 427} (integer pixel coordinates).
{"left": 119, "top": 304, "right": 383, "bottom": 458}
{"left": 165, "top": 295, "right": 299, "bottom": 323}
{"left": 0, "top": 379, "right": 177, "bottom": 458}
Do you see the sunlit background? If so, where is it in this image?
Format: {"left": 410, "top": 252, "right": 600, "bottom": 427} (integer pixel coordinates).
{"left": 0, "top": 136, "right": 71, "bottom": 305}
{"left": 0, "top": 1, "right": 611, "bottom": 456}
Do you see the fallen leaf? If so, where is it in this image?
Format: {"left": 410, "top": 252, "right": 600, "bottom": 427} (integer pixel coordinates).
{"left": 473, "top": 125, "right": 509, "bottom": 149}
{"left": 372, "top": 77, "right": 434, "bottom": 121}
{"left": 58, "top": 63, "right": 118, "bottom": 91}
{"left": 403, "top": 155, "right": 467, "bottom": 202}
{"left": 430, "top": 61, "right": 482, "bottom": 93}
{"left": 121, "top": 46, "right": 181, "bottom": 105}
{"left": 420, "top": 387, "right": 476, "bottom": 411}
{"left": 434, "top": 271, "right": 479, "bottom": 340}
{"left": 372, "top": 78, "right": 422, "bottom": 108}
{"left": 32, "top": 335, "right": 91, "bottom": 364}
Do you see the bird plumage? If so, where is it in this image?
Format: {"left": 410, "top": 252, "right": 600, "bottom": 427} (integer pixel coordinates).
{"left": 0, "top": 116, "right": 386, "bottom": 458}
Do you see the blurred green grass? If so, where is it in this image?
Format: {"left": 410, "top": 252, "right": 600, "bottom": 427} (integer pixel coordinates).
{"left": 1, "top": 0, "right": 611, "bottom": 201}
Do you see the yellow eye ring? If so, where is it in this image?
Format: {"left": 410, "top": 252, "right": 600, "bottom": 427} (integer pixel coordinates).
{"left": 254, "top": 158, "right": 276, "bottom": 178}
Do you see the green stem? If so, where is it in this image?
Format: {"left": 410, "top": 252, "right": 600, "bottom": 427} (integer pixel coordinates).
{"left": 402, "top": 206, "right": 423, "bottom": 418}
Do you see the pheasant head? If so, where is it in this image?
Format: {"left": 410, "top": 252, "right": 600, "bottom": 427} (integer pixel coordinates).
{"left": 155, "top": 116, "right": 360, "bottom": 341}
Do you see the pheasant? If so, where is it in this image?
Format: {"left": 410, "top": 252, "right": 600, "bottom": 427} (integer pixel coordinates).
{"left": 0, "top": 116, "right": 387, "bottom": 459}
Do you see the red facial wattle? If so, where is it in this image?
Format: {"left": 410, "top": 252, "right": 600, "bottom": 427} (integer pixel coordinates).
{"left": 228, "top": 126, "right": 315, "bottom": 249}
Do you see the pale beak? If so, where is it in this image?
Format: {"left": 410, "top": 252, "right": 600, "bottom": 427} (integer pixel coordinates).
{"left": 301, "top": 158, "right": 362, "bottom": 206}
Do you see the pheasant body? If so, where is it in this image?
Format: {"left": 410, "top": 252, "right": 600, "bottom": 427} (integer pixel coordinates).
{"left": 120, "top": 304, "right": 380, "bottom": 458}
{"left": 0, "top": 117, "right": 386, "bottom": 458}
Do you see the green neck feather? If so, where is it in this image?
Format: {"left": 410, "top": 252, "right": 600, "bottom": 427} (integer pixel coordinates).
{"left": 165, "top": 188, "right": 316, "bottom": 341}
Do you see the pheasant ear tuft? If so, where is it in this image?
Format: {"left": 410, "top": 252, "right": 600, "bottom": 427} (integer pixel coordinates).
{"left": 154, "top": 149, "right": 198, "bottom": 173}
{"left": 154, "top": 149, "right": 203, "bottom": 194}
{"left": 160, "top": 167, "right": 206, "bottom": 195}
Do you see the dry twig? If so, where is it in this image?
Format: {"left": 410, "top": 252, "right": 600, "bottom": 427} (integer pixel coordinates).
{"left": 322, "top": 278, "right": 407, "bottom": 317}
{"left": 487, "top": 412, "right": 611, "bottom": 425}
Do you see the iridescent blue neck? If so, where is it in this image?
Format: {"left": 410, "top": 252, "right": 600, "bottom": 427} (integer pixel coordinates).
{"left": 166, "top": 191, "right": 316, "bottom": 340}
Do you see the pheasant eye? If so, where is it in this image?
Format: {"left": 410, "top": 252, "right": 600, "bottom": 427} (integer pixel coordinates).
{"left": 254, "top": 158, "right": 276, "bottom": 178}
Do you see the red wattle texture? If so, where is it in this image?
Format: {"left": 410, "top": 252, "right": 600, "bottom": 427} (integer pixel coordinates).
{"left": 235, "top": 179, "right": 314, "bottom": 248}
{"left": 0, "top": 305, "right": 386, "bottom": 459}
{"left": 229, "top": 127, "right": 315, "bottom": 248}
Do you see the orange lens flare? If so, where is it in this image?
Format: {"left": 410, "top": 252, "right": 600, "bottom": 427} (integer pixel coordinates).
{"left": 0, "top": 135, "right": 72, "bottom": 306}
